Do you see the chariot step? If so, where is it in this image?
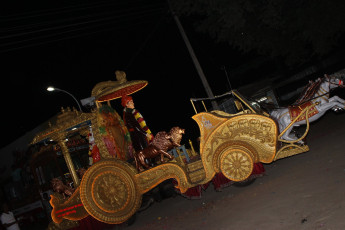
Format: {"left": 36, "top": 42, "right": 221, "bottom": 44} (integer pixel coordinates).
{"left": 186, "top": 160, "right": 204, "bottom": 172}
{"left": 274, "top": 144, "right": 310, "bottom": 161}
{"left": 186, "top": 160, "right": 206, "bottom": 184}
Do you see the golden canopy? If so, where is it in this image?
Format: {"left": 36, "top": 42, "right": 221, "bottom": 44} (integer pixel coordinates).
{"left": 91, "top": 70, "right": 148, "bottom": 102}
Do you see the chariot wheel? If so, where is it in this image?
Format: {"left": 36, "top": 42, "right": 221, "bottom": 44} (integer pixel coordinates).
{"left": 80, "top": 160, "right": 141, "bottom": 224}
{"left": 220, "top": 148, "right": 254, "bottom": 182}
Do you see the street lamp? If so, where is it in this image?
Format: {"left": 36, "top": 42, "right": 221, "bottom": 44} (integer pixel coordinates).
{"left": 47, "top": 86, "right": 83, "bottom": 112}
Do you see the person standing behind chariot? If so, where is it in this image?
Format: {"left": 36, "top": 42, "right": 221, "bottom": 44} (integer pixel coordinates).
{"left": 122, "top": 95, "right": 154, "bottom": 153}
{"left": 1, "top": 203, "right": 20, "bottom": 230}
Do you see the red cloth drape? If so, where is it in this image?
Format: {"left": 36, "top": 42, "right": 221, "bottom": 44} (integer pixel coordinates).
{"left": 175, "top": 162, "right": 265, "bottom": 198}
{"left": 71, "top": 215, "right": 114, "bottom": 230}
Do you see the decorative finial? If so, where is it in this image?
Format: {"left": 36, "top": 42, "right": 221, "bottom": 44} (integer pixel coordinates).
{"left": 189, "top": 139, "right": 197, "bottom": 156}
{"left": 115, "top": 70, "right": 127, "bottom": 84}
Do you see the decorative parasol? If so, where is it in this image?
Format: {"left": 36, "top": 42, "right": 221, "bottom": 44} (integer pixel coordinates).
{"left": 91, "top": 70, "right": 148, "bottom": 102}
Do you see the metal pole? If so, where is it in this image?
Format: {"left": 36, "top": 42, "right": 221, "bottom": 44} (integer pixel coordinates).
{"left": 56, "top": 88, "right": 83, "bottom": 112}
{"left": 168, "top": 1, "right": 219, "bottom": 110}
{"left": 221, "top": 65, "right": 233, "bottom": 91}
{"left": 221, "top": 65, "right": 237, "bottom": 112}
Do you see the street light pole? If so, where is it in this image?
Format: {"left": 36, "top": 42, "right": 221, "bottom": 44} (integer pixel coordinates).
{"left": 168, "top": 0, "right": 219, "bottom": 110}
{"left": 47, "top": 86, "right": 83, "bottom": 112}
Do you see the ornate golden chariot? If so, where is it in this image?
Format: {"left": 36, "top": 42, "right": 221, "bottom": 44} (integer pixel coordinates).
{"left": 31, "top": 71, "right": 312, "bottom": 226}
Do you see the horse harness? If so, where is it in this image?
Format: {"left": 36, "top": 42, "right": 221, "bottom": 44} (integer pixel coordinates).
{"left": 276, "top": 75, "right": 344, "bottom": 121}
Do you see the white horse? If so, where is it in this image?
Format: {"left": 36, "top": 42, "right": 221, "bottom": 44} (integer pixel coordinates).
{"left": 270, "top": 74, "right": 345, "bottom": 142}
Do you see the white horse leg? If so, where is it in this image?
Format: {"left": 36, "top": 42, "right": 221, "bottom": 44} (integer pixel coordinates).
{"left": 280, "top": 126, "right": 295, "bottom": 141}
{"left": 318, "top": 101, "right": 345, "bottom": 111}
{"left": 271, "top": 109, "right": 303, "bottom": 142}
{"left": 328, "top": 96, "right": 345, "bottom": 108}
{"left": 278, "top": 113, "right": 299, "bottom": 141}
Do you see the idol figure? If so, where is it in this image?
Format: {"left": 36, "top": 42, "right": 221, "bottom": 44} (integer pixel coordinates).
{"left": 122, "top": 95, "right": 153, "bottom": 152}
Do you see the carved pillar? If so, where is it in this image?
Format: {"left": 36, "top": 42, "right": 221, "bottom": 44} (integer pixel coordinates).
{"left": 58, "top": 138, "right": 80, "bottom": 187}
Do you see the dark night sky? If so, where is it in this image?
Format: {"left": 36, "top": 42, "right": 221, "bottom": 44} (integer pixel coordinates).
{"left": 0, "top": 0, "right": 254, "bottom": 148}
{"left": 2, "top": 0, "right": 344, "bottom": 149}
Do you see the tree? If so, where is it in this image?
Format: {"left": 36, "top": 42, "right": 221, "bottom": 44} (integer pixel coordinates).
{"left": 171, "top": 0, "right": 345, "bottom": 66}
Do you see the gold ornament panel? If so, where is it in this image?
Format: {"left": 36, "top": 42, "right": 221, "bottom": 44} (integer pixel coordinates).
{"left": 31, "top": 109, "right": 94, "bottom": 144}
{"left": 135, "top": 163, "right": 192, "bottom": 194}
{"left": 192, "top": 112, "right": 227, "bottom": 153}
{"left": 91, "top": 110, "right": 114, "bottom": 159}
{"left": 50, "top": 187, "right": 89, "bottom": 224}
{"left": 193, "top": 113, "right": 278, "bottom": 182}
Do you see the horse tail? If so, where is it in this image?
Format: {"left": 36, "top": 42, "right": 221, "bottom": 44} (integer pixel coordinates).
{"left": 269, "top": 109, "right": 281, "bottom": 119}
